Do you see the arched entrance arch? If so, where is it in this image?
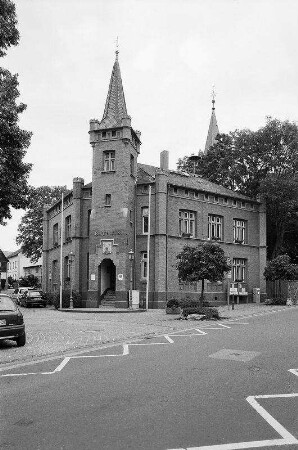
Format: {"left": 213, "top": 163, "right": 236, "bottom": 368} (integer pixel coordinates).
{"left": 98, "top": 258, "right": 116, "bottom": 300}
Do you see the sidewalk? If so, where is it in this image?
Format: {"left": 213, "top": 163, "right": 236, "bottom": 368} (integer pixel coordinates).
{"left": 0, "top": 303, "right": 293, "bottom": 369}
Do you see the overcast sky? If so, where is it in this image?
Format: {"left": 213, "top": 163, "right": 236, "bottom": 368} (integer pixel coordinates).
{"left": 1, "top": 0, "right": 298, "bottom": 252}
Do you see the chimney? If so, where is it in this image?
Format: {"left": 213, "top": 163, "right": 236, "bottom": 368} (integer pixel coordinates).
{"left": 160, "top": 150, "right": 169, "bottom": 171}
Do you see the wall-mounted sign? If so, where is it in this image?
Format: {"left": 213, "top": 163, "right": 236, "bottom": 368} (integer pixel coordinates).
{"left": 90, "top": 274, "right": 96, "bottom": 281}
{"left": 118, "top": 274, "right": 123, "bottom": 281}
{"left": 229, "top": 287, "right": 238, "bottom": 295}
{"left": 95, "top": 230, "right": 123, "bottom": 236}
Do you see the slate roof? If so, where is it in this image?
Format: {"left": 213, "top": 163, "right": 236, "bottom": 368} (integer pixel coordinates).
{"left": 6, "top": 249, "right": 21, "bottom": 258}
{"left": 99, "top": 54, "right": 128, "bottom": 130}
{"left": 137, "top": 163, "right": 256, "bottom": 201}
{"left": 204, "top": 104, "right": 219, "bottom": 153}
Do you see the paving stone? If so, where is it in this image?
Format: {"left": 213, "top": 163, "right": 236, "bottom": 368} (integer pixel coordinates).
{"left": 0, "top": 304, "right": 292, "bottom": 369}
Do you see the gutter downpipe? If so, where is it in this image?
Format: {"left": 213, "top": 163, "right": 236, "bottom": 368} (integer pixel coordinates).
{"left": 59, "top": 193, "right": 64, "bottom": 309}
{"left": 145, "top": 184, "right": 151, "bottom": 310}
{"left": 166, "top": 183, "right": 168, "bottom": 303}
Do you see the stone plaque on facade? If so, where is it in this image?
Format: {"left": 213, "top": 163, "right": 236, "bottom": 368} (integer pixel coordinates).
{"left": 102, "top": 240, "right": 112, "bottom": 254}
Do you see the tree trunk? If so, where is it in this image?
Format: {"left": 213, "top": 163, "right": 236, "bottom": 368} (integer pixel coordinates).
{"left": 199, "top": 279, "right": 205, "bottom": 306}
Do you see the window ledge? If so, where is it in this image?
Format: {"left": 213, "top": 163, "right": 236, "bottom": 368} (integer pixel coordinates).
{"left": 101, "top": 170, "right": 116, "bottom": 174}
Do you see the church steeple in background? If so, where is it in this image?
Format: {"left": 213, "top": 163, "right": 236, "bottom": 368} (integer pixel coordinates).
{"left": 204, "top": 87, "right": 219, "bottom": 153}
{"left": 99, "top": 47, "right": 129, "bottom": 130}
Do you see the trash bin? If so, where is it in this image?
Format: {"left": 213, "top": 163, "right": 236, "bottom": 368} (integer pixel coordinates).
{"left": 253, "top": 287, "right": 261, "bottom": 303}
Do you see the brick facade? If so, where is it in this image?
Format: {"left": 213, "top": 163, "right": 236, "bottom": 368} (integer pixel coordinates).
{"left": 42, "top": 54, "right": 267, "bottom": 308}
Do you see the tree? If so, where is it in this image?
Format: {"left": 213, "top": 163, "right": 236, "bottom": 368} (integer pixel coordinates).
{"left": 264, "top": 255, "right": 298, "bottom": 281}
{"left": 0, "top": 0, "right": 19, "bottom": 57}
{"left": 19, "top": 274, "right": 40, "bottom": 288}
{"left": 176, "top": 242, "right": 231, "bottom": 305}
{"left": 16, "top": 186, "right": 67, "bottom": 262}
{"left": 0, "top": 0, "right": 32, "bottom": 224}
{"left": 177, "top": 117, "right": 298, "bottom": 261}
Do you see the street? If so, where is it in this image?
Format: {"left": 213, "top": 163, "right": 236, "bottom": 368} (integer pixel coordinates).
{"left": 0, "top": 307, "right": 297, "bottom": 449}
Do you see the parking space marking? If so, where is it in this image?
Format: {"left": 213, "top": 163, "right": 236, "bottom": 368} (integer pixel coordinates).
{"left": 168, "top": 371, "right": 298, "bottom": 450}
{"left": 289, "top": 368, "right": 298, "bottom": 378}
{"left": 0, "top": 322, "right": 247, "bottom": 377}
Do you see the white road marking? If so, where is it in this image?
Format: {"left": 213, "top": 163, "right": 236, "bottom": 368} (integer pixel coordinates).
{"left": 289, "top": 368, "right": 298, "bottom": 377}
{"left": 0, "top": 315, "right": 275, "bottom": 378}
{"left": 168, "top": 371, "right": 298, "bottom": 450}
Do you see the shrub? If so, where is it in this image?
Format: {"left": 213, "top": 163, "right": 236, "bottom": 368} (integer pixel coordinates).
{"left": 166, "top": 298, "right": 180, "bottom": 309}
{"left": 182, "top": 306, "right": 220, "bottom": 320}
{"left": 264, "top": 297, "right": 286, "bottom": 306}
{"left": 180, "top": 298, "right": 211, "bottom": 308}
{"left": 51, "top": 290, "right": 82, "bottom": 309}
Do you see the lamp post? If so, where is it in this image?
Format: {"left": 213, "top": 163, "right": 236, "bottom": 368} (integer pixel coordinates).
{"left": 69, "top": 251, "right": 75, "bottom": 309}
{"left": 128, "top": 249, "right": 134, "bottom": 309}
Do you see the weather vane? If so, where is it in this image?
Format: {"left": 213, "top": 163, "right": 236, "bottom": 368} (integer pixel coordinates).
{"left": 211, "top": 85, "right": 216, "bottom": 109}
{"left": 115, "top": 36, "right": 119, "bottom": 59}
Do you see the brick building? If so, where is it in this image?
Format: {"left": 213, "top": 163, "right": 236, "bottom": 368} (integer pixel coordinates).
{"left": 42, "top": 52, "right": 267, "bottom": 308}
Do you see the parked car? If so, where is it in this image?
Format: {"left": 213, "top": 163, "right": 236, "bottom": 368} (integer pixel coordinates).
{"left": 19, "top": 290, "right": 47, "bottom": 308}
{"left": 0, "top": 294, "right": 26, "bottom": 346}
{"left": 10, "top": 287, "right": 32, "bottom": 304}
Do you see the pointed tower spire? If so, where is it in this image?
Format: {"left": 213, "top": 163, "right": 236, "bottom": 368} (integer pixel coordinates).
{"left": 204, "top": 87, "right": 219, "bottom": 153}
{"left": 99, "top": 47, "right": 129, "bottom": 129}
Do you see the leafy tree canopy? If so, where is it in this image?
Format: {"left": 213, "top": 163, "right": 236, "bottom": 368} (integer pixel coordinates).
{"left": 0, "top": 0, "right": 32, "bottom": 224}
{"left": 177, "top": 117, "right": 298, "bottom": 261}
{"left": 16, "top": 186, "right": 67, "bottom": 262}
{"left": 264, "top": 255, "right": 298, "bottom": 281}
{"left": 0, "top": 0, "right": 19, "bottom": 57}
{"left": 19, "top": 274, "right": 41, "bottom": 288}
{"left": 177, "top": 242, "right": 231, "bottom": 304}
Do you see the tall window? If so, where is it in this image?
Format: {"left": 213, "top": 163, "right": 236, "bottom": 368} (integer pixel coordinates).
{"left": 53, "top": 223, "right": 59, "bottom": 246}
{"left": 65, "top": 215, "right": 72, "bottom": 241}
{"left": 141, "top": 252, "right": 148, "bottom": 279}
{"left": 52, "top": 260, "right": 58, "bottom": 283}
{"left": 103, "top": 151, "right": 115, "bottom": 172}
{"left": 87, "top": 209, "right": 91, "bottom": 236}
{"left": 233, "top": 219, "right": 247, "bottom": 243}
{"left": 208, "top": 215, "right": 223, "bottom": 240}
{"left": 179, "top": 210, "right": 195, "bottom": 236}
{"left": 130, "top": 154, "right": 134, "bottom": 176}
{"left": 233, "top": 258, "right": 246, "bottom": 282}
{"left": 64, "top": 256, "right": 70, "bottom": 279}
{"left": 142, "top": 207, "right": 149, "bottom": 234}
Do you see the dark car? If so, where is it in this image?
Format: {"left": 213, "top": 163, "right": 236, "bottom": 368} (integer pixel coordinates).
{"left": 19, "top": 290, "right": 47, "bottom": 308}
{"left": 0, "top": 295, "right": 26, "bottom": 346}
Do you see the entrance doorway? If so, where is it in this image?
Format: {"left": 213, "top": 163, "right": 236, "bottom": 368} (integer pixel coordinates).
{"left": 98, "top": 259, "right": 116, "bottom": 299}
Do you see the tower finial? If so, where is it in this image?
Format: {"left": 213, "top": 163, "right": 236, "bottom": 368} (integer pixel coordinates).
{"left": 211, "top": 85, "right": 216, "bottom": 110}
{"left": 115, "top": 36, "right": 119, "bottom": 60}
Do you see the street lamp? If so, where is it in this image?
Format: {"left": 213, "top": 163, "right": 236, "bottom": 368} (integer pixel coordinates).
{"left": 128, "top": 249, "right": 134, "bottom": 309}
{"left": 68, "top": 251, "right": 75, "bottom": 309}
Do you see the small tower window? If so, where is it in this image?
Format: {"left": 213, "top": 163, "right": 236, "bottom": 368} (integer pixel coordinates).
{"left": 103, "top": 151, "right": 115, "bottom": 172}
{"left": 112, "top": 130, "right": 116, "bottom": 137}
{"left": 102, "top": 131, "right": 106, "bottom": 138}
{"left": 105, "top": 194, "right": 111, "bottom": 206}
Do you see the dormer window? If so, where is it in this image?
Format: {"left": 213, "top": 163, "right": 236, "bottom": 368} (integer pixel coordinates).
{"left": 103, "top": 151, "right": 115, "bottom": 172}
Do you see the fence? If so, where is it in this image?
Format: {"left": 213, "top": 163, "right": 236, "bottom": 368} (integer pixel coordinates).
{"left": 266, "top": 280, "right": 298, "bottom": 304}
